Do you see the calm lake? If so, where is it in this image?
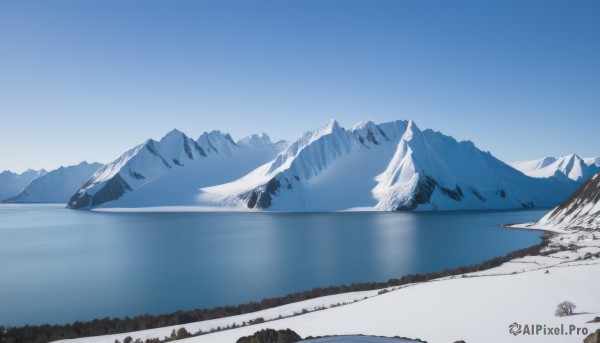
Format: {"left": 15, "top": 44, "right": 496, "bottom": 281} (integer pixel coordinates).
{"left": 0, "top": 204, "right": 546, "bottom": 326}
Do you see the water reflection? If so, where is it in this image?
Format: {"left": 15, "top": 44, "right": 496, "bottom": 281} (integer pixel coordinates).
{"left": 0, "top": 204, "right": 544, "bottom": 326}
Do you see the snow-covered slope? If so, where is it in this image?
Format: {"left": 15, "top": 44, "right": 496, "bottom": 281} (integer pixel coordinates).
{"left": 510, "top": 154, "right": 600, "bottom": 182}
{"left": 67, "top": 130, "right": 288, "bottom": 209}
{"left": 533, "top": 172, "right": 600, "bottom": 231}
{"left": 4, "top": 162, "right": 103, "bottom": 203}
{"left": 585, "top": 157, "right": 600, "bottom": 168}
{"left": 200, "top": 120, "right": 578, "bottom": 211}
{"left": 0, "top": 169, "right": 47, "bottom": 201}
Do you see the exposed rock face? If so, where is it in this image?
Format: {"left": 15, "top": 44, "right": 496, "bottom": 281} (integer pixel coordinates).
{"left": 535, "top": 172, "right": 600, "bottom": 231}
{"left": 584, "top": 329, "right": 600, "bottom": 343}
{"left": 236, "top": 329, "right": 302, "bottom": 343}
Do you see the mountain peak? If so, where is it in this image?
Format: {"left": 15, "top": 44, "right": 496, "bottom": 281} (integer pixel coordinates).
{"left": 161, "top": 128, "right": 187, "bottom": 142}
{"left": 351, "top": 120, "right": 376, "bottom": 131}
{"left": 237, "top": 132, "right": 277, "bottom": 149}
{"left": 401, "top": 120, "right": 422, "bottom": 142}
{"left": 511, "top": 153, "right": 600, "bottom": 182}
{"left": 324, "top": 118, "right": 341, "bottom": 131}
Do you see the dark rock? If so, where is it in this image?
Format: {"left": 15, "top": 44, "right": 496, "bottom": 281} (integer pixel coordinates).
{"left": 183, "top": 139, "right": 194, "bottom": 159}
{"left": 378, "top": 127, "right": 389, "bottom": 140}
{"left": 146, "top": 141, "right": 159, "bottom": 156}
{"left": 90, "top": 174, "right": 132, "bottom": 208}
{"left": 67, "top": 191, "right": 92, "bottom": 209}
{"left": 129, "top": 170, "right": 145, "bottom": 180}
{"left": 243, "top": 178, "right": 281, "bottom": 209}
{"left": 440, "top": 184, "right": 463, "bottom": 201}
{"left": 396, "top": 176, "right": 437, "bottom": 210}
{"left": 584, "top": 329, "right": 600, "bottom": 343}
{"left": 468, "top": 187, "right": 486, "bottom": 202}
{"left": 236, "top": 328, "right": 302, "bottom": 343}
{"left": 549, "top": 172, "right": 600, "bottom": 221}
{"left": 366, "top": 129, "right": 379, "bottom": 145}
{"left": 194, "top": 141, "right": 207, "bottom": 157}
{"left": 67, "top": 174, "right": 132, "bottom": 209}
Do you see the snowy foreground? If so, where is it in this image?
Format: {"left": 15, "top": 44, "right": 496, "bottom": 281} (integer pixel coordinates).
{"left": 57, "top": 226, "right": 600, "bottom": 343}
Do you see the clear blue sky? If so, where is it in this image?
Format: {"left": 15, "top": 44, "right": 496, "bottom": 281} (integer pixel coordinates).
{"left": 1, "top": 0, "right": 598, "bottom": 172}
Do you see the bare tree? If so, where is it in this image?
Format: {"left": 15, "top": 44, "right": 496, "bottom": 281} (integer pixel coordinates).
{"left": 555, "top": 301, "right": 576, "bottom": 317}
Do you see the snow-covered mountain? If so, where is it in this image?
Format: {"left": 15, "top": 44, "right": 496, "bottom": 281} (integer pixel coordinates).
{"left": 510, "top": 154, "right": 600, "bottom": 182}
{"left": 585, "top": 157, "right": 600, "bottom": 168}
{"left": 67, "top": 129, "right": 288, "bottom": 209}
{"left": 533, "top": 172, "right": 600, "bottom": 231}
{"left": 0, "top": 169, "right": 47, "bottom": 201}
{"left": 199, "top": 119, "right": 578, "bottom": 211}
{"left": 4, "top": 162, "right": 103, "bottom": 203}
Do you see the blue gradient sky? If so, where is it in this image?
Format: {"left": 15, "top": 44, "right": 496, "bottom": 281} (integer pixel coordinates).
{"left": 1, "top": 0, "right": 598, "bottom": 172}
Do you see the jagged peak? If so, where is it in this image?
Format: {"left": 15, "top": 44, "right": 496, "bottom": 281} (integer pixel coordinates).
{"left": 237, "top": 132, "right": 275, "bottom": 148}
{"left": 318, "top": 118, "right": 343, "bottom": 135}
{"left": 326, "top": 118, "right": 341, "bottom": 129}
{"left": 351, "top": 120, "right": 376, "bottom": 131}
{"left": 400, "top": 120, "right": 422, "bottom": 142}
{"left": 564, "top": 153, "right": 580, "bottom": 160}
{"left": 198, "top": 130, "right": 236, "bottom": 144}
{"left": 0, "top": 168, "right": 44, "bottom": 176}
{"left": 241, "top": 132, "right": 271, "bottom": 141}
{"left": 160, "top": 128, "right": 190, "bottom": 143}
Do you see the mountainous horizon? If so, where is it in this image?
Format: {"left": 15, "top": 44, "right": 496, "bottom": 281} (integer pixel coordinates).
{"left": 3, "top": 162, "right": 104, "bottom": 203}
{"left": 199, "top": 119, "right": 580, "bottom": 211}
{"left": 52, "top": 119, "right": 588, "bottom": 212}
{"left": 0, "top": 169, "right": 48, "bottom": 201}
{"left": 510, "top": 154, "right": 600, "bottom": 182}
{"left": 1, "top": 119, "right": 596, "bottom": 211}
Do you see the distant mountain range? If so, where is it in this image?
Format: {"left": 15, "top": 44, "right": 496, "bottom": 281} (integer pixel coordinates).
{"left": 0, "top": 169, "right": 47, "bottom": 201}
{"left": 4, "top": 162, "right": 103, "bottom": 203}
{"left": 510, "top": 154, "right": 600, "bottom": 182}
{"left": 1, "top": 119, "right": 597, "bottom": 212}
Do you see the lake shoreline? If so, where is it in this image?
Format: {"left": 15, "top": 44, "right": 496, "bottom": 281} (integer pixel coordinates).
{"left": 2, "top": 224, "right": 553, "bottom": 343}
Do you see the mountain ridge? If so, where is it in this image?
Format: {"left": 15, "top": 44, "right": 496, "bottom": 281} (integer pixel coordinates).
{"left": 4, "top": 162, "right": 103, "bottom": 203}
{"left": 199, "top": 119, "right": 579, "bottom": 212}
{"left": 533, "top": 172, "right": 600, "bottom": 231}
{"left": 510, "top": 154, "right": 600, "bottom": 182}
{"left": 67, "top": 129, "right": 289, "bottom": 209}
